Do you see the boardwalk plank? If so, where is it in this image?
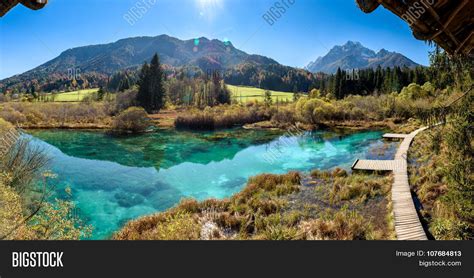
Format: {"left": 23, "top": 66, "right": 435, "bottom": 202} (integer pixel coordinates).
{"left": 383, "top": 133, "right": 409, "bottom": 139}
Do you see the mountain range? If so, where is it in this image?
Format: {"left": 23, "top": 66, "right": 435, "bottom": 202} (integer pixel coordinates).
{"left": 306, "top": 41, "right": 419, "bottom": 74}
{"left": 1, "top": 36, "right": 421, "bottom": 92}
{"left": 8, "top": 35, "right": 278, "bottom": 79}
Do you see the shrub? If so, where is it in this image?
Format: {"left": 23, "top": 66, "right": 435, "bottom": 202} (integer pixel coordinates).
{"left": 1, "top": 137, "right": 91, "bottom": 240}
{"left": 27, "top": 199, "right": 93, "bottom": 240}
{"left": 1, "top": 137, "right": 50, "bottom": 194}
{"left": 111, "top": 107, "right": 150, "bottom": 134}
{"left": 175, "top": 111, "right": 215, "bottom": 130}
{"left": 429, "top": 217, "right": 470, "bottom": 240}
{"left": 105, "top": 89, "right": 138, "bottom": 115}
{"left": 271, "top": 107, "right": 296, "bottom": 125}
{"left": 0, "top": 102, "right": 111, "bottom": 127}
{"left": 399, "top": 83, "right": 432, "bottom": 100}
{"left": 175, "top": 105, "right": 271, "bottom": 130}
{"left": 0, "top": 106, "right": 27, "bottom": 124}
{"left": 0, "top": 181, "right": 28, "bottom": 239}
{"left": 422, "top": 82, "right": 435, "bottom": 95}
{"left": 0, "top": 118, "right": 13, "bottom": 132}
{"left": 294, "top": 96, "right": 394, "bottom": 124}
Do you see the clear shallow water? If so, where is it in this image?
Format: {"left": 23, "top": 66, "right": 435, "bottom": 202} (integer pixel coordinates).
{"left": 28, "top": 128, "right": 397, "bottom": 239}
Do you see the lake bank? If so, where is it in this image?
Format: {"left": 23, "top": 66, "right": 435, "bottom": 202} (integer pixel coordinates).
{"left": 1, "top": 101, "right": 418, "bottom": 132}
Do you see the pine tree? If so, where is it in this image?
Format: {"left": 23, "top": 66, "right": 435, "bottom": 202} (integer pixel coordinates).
{"left": 334, "top": 68, "right": 343, "bottom": 99}
{"left": 264, "top": 90, "right": 273, "bottom": 107}
{"left": 30, "top": 84, "right": 37, "bottom": 98}
{"left": 320, "top": 78, "right": 326, "bottom": 96}
{"left": 137, "top": 54, "right": 165, "bottom": 113}
{"left": 383, "top": 67, "right": 392, "bottom": 93}
{"left": 374, "top": 66, "right": 383, "bottom": 92}
{"left": 97, "top": 86, "right": 106, "bottom": 101}
{"left": 118, "top": 73, "right": 131, "bottom": 92}
{"left": 391, "top": 66, "right": 402, "bottom": 92}
{"left": 212, "top": 71, "right": 231, "bottom": 105}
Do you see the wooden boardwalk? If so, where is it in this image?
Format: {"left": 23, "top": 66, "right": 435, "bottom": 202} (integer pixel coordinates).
{"left": 352, "top": 127, "right": 429, "bottom": 240}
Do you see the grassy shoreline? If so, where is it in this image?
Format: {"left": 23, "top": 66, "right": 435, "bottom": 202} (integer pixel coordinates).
{"left": 0, "top": 102, "right": 412, "bottom": 131}
{"left": 114, "top": 169, "right": 395, "bottom": 240}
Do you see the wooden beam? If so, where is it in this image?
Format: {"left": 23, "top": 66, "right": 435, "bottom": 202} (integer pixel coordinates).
{"left": 456, "top": 32, "right": 474, "bottom": 55}
{"left": 356, "top": 0, "right": 381, "bottom": 13}
{"left": 0, "top": 0, "right": 19, "bottom": 17}
{"left": 0, "top": 0, "right": 47, "bottom": 17}
{"left": 356, "top": 0, "right": 474, "bottom": 56}
{"left": 428, "top": 0, "right": 469, "bottom": 43}
{"left": 20, "top": 0, "right": 47, "bottom": 10}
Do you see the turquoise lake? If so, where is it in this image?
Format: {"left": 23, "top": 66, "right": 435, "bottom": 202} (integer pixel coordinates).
{"left": 28, "top": 128, "right": 398, "bottom": 239}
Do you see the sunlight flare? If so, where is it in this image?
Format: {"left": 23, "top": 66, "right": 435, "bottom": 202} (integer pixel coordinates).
{"left": 196, "top": 0, "right": 224, "bottom": 20}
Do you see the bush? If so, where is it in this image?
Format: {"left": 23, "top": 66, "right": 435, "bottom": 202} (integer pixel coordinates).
{"left": 294, "top": 96, "right": 391, "bottom": 124}
{"left": 0, "top": 182, "right": 27, "bottom": 239}
{"left": 105, "top": 89, "right": 138, "bottom": 115}
{"left": 0, "top": 106, "right": 27, "bottom": 124}
{"left": 27, "top": 199, "right": 93, "bottom": 240}
{"left": 430, "top": 217, "right": 470, "bottom": 240}
{"left": 271, "top": 107, "right": 296, "bottom": 125}
{"left": 1, "top": 136, "right": 91, "bottom": 240}
{"left": 1, "top": 137, "right": 50, "bottom": 194}
{"left": 0, "top": 118, "right": 13, "bottom": 132}
{"left": 399, "top": 83, "right": 432, "bottom": 100}
{"left": 175, "top": 111, "right": 215, "bottom": 130}
{"left": 175, "top": 105, "right": 271, "bottom": 130}
{"left": 111, "top": 107, "right": 149, "bottom": 134}
{"left": 0, "top": 102, "right": 111, "bottom": 127}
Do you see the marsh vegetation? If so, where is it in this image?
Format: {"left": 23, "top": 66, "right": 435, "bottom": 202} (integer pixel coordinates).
{"left": 115, "top": 169, "right": 395, "bottom": 240}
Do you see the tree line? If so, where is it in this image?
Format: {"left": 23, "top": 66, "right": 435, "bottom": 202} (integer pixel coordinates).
{"left": 311, "top": 65, "right": 430, "bottom": 99}
{"left": 134, "top": 53, "right": 231, "bottom": 113}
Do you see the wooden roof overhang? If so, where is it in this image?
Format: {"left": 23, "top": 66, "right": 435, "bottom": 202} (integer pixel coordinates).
{"left": 0, "top": 0, "right": 47, "bottom": 17}
{"left": 356, "top": 0, "right": 474, "bottom": 56}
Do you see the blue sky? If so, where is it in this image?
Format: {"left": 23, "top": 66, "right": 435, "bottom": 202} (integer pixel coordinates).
{"left": 0, "top": 0, "right": 433, "bottom": 79}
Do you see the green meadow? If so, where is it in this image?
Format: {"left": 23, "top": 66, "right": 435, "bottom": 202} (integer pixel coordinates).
{"left": 45, "top": 86, "right": 294, "bottom": 104}
{"left": 227, "top": 85, "right": 294, "bottom": 103}
{"left": 45, "top": 88, "right": 99, "bottom": 102}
